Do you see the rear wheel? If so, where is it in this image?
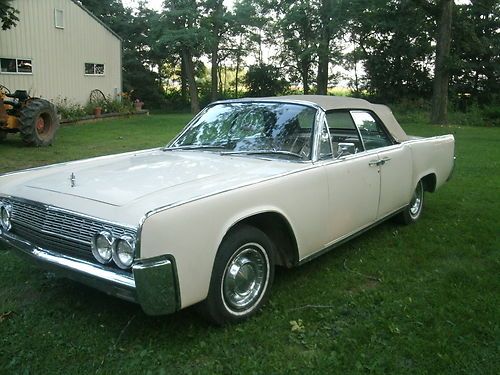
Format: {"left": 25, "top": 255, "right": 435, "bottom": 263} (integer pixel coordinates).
{"left": 200, "top": 225, "right": 275, "bottom": 325}
{"left": 397, "top": 180, "right": 424, "bottom": 224}
{"left": 19, "top": 99, "right": 59, "bottom": 146}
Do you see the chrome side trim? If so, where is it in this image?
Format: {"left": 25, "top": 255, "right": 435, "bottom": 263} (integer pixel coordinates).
{"left": 135, "top": 161, "right": 317, "bottom": 258}
{"left": 135, "top": 145, "right": 399, "bottom": 257}
{"left": 298, "top": 207, "right": 406, "bottom": 265}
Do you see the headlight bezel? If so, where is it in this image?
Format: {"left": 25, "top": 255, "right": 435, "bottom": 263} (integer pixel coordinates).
{"left": 112, "top": 235, "right": 136, "bottom": 269}
{"left": 0, "top": 203, "right": 12, "bottom": 232}
{"left": 91, "top": 230, "right": 114, "bottom": 264}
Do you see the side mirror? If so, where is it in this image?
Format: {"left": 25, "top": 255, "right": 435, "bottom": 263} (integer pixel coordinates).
{"left": 337, "top": 142, "right": 356, "bottom": 157}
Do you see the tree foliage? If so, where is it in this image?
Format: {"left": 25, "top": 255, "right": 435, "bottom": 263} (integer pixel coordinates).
{"left": 0, "top": 0, "right": 19, "bottom": 30}
{"left": 79, "top": 0, "right": 166, "bottom": 107}
{"left": 245, "top": 64, "right": 288, "bottom": 97}
{"left": 346, "top": 0, "right": 435, "bottom": 101}
{"left": 66, "top": 0, "right": 499, "bottom": 116}
{"left": 450, "top": 0, "right": 499, "bottom": 104}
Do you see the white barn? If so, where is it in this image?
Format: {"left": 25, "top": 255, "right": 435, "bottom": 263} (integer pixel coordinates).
{"left": 0, "top": 0, "right": 122, "bottom": 105}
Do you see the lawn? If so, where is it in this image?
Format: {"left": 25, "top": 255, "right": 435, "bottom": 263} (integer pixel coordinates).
{"left": 0, "top": 113, "right": 498, "bottom": 374}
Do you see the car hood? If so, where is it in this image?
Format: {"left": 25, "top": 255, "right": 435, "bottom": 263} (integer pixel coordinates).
{"left": 14, "top": 149, "right": 303, "bottom": 207}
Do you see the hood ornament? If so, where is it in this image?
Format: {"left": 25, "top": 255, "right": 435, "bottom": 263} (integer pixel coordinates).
{"left": 69, "top": 172, "right": 76, "bottom": 188}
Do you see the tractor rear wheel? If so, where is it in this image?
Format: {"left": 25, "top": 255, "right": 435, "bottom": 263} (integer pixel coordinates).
{"left": 19, "top": 99, "right": 59, "bottom": 146}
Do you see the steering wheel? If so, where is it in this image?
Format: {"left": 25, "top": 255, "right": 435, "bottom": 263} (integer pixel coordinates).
{"left": 0, "top": 84, "right": 11, "bottom": 95}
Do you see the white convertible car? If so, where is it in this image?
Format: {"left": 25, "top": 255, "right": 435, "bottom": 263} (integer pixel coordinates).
{"left": 0, "top": 95, "right": 455, "bottom": 324}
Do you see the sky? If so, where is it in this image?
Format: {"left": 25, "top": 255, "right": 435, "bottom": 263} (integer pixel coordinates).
{"left": 122, "top": 0, "right": 235, "bottom": 11}
{"left": 122, "top": 0, "right": 162, "bottom": 10}
{"left": 122, "top": 0, "right": 469, "bottom": 10}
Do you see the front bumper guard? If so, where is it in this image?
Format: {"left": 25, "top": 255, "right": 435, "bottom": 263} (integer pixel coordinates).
{"left": 0, "top": 230, "right": 179, "bottom": 316}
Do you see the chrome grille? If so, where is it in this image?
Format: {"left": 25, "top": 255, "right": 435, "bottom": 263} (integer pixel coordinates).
{"left": 1, "top": 197, "right": 136, "bottom": 262}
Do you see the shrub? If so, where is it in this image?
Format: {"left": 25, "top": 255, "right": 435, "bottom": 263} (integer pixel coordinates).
{"left": 54, "top": 97, "right": 86, "bottom": 121}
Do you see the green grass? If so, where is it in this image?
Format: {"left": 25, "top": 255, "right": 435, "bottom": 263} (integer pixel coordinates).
{"left": 0, "top": 114, "right": 499, "bottom": 374}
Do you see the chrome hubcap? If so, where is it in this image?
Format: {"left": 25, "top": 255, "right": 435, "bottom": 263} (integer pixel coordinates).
{"left": 409, "top": 181, "right": 423, "bottom": 218}
{"left": 222, "top": 244, "right": 269, "bottom": 312}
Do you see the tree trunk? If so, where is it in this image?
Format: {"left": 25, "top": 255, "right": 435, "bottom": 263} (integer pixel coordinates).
{"left": 182, "top": 49, "right": 200, "bottom": 114}
{"left": 211, "top": 47, "right": 219, "bottom": 102}
{"left": 235, "top": 36, "right": 242, "bottom": 97}
{"left": 431, "top": 0, "right": 453, "bottom": 124}
{"left": 353, "top": 59, "right": 359, "bottom": 95}
{"left": 316, "top": 48, "right": 329, "bottom": 95}
{"left": 235, "top": 53, "right": 240, "bottom": 97}
{"left": 180, "top": 56, "right": 188, "bottom": 103}
{"left": 301, "top": 60, "right": 310, "bottom": 94}
{"left": 316, "top": 0, "right": 331, "bottom": 95}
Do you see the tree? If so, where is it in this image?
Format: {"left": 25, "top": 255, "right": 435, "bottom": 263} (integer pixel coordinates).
{"left": 202, "top": 0, "right": 231, "bottom": 102}
{"left": 450, "top": 0, "right": 499, "bottom": 105}
{"left": 245, "top": 64, "right": 288, "bottom": 97}
{"left": 80, "top": 0, "right": 166, "bottom": 107}
{"left": 345, "top": 0, "right": 434, "bottom": 101}
{"left": 431, "top": 0, "right": 453, "bottom": 124}
{"left": 316, "top": 0, "right": 344, "bottom": 94}
{"left": 316, "top": 0, "right": 332, "bottom": 94}
{"left": 273, "top": 0, "right": 319, "bottom": 94}
{"left": 159, "top": 0, "right": 203, "bottom": 113}
{"left": 230, "top": 0, "right": 270, "bottom": 96}
{"left": 0, "top": 0, "right": 19, "bottom": 30}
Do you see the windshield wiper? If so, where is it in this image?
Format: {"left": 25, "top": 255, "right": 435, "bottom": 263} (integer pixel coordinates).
{"left": 163, "top": 145, "right": 228, "bottom": 151}
{"left": 220, "top": 150, "right": 304, "bottom": 159}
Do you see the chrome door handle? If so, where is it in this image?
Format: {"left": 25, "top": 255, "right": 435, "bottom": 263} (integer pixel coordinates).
{"left": 369, "top": 157, "right": 391, "bottom": 167}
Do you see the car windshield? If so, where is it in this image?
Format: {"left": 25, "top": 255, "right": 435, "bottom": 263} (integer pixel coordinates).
{"left": 169, "top": 102, "right": 317, "bottom": 160}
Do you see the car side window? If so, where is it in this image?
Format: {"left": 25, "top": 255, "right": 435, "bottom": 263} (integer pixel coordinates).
{"left": 325, "top": 111, "right": 363, "bottom": 157}
{"left": 350, "top": 111, "right": 393, "bottom": 150}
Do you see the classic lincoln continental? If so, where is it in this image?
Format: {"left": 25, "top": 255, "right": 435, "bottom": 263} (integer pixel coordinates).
{"left": 0, "top": 95, "right": 455, "bottom": 324}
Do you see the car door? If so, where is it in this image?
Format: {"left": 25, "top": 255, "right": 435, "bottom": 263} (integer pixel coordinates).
{"left": 320, "top": 112, "right": 380, "bottom": 246}
{"left": 351, "top": 111, "right": 413, "bottom": 218}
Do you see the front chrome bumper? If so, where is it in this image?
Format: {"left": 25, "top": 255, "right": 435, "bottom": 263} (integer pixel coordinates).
{"left": 0, "top": 230, "right": 179, "bottom": 316}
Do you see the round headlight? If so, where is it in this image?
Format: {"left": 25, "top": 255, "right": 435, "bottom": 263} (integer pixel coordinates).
{"left": 91, "top": 231, "right": 114, "bottom": 264}
{"left": 112, "top": 235, "right": 135, "bottom": 269}
{"left": 0, "top": 204, "right": 12, "bottom": 232}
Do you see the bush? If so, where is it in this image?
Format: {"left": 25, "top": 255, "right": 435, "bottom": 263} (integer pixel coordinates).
{"left": 54, "top": 97, "right": 86, "bottom": 121}
{"left": 55, "top": 92, "right": 138, "bottom": 121}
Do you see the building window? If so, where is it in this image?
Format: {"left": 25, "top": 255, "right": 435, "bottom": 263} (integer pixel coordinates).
{"left": 55, "top": 9, "right": 64, "bottom": 29}
{"left": 0, "top": 58, "right": 33, "bottom": 74}
{"left": 85, "top": 63, "right": 105, "bottom": 76}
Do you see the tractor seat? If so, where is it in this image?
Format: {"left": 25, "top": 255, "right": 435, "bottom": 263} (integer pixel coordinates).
{"left": 7, "top": 90, "right": 29, "bottom": 101}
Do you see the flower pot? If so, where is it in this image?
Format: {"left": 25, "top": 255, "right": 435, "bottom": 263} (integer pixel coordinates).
{"left": 94, "top": 106, "right": 102, "bottom": 117}
{"left": 134, "top": 102, "right": 144, "bottom": 111}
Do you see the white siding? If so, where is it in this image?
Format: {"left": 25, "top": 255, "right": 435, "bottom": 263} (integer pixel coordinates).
{"left": 0, "top": 0, "right": 122, "bottom": 104}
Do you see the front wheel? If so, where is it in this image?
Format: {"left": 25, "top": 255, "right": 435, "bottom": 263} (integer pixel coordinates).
{"left": 200, "top": 225, "right": 275, "bottom": 325}
{"left": 397, "top": 180, "right": 424, "bottom": 225}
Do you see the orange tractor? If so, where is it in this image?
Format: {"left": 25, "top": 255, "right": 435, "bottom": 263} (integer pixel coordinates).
{"left": 0, "top": 84, "right": 59, "bottom": 146}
